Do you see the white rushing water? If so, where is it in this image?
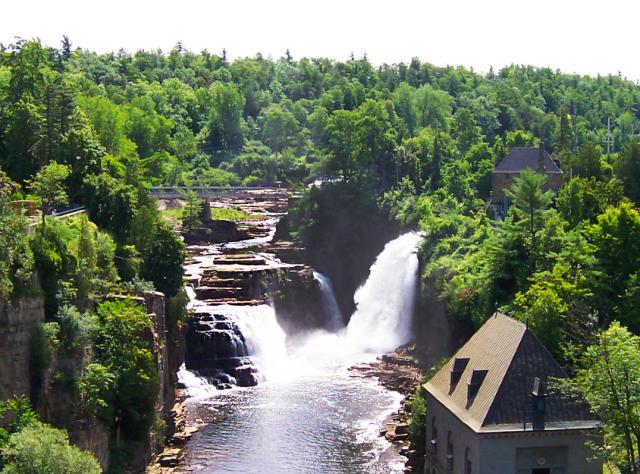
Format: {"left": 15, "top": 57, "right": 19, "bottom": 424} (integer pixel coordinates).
{"left": 230, "top": 304, "right": 289, "bottom": 379}
{"left": 177, "top": 364, "right": 217, "bottom": 398}
{"left": 346, "top": 232, "right": 422, "bottom": 353}
{"left": 313, "top": 271, "right": 344, "bottom": 331}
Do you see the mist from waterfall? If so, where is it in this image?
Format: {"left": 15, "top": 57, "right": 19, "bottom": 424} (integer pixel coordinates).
{"left": 313, "top": 271, "right": 344, "bottom": 331}
{"left": 345, "top": 232, "right": 422, "bottom": 353}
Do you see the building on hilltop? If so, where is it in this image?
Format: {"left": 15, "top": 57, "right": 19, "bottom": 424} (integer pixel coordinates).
{"left": 423, "top": 313, "right": 601, "bottom": 474}
{"left": 491, "top": 143, "right": 563, "bottom": 216}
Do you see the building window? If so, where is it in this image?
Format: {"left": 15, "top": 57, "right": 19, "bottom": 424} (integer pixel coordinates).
{"left": 465, "top": 447, "right": 471, "bottom": 474}
{"left": 446, "top": 431, "right": 454, "bottom": 472}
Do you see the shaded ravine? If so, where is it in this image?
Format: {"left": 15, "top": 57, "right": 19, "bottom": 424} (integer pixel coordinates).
{"left": 164, "top": 197, "right": 421, "bottom": 473}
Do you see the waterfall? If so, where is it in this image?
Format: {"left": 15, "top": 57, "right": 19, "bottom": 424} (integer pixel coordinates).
{"left": 230, "top": 304, "right": 289, "bottom": 379}
{"left": 177, "top": 364, "right": 217, "bottom": 397}
{"left": 313, "top": 271, "right": 344, "bottom": 331}
{"left": 346, "top": 232, "right": 422, "bottom": 353}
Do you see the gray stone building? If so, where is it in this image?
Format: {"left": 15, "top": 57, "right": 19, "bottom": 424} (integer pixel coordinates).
{"left": 491, "top": 144, "right": 563, "bottom": 209}
{"left": 423, "top": 313, "right": 601, "bottom": 474}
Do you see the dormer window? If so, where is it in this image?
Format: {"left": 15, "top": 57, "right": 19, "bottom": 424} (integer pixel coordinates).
{"left": 467, "top": 369, "right": 488, "bottom": 406}
{"left": 449, "top": 357, "right": 469, "bottom": 392}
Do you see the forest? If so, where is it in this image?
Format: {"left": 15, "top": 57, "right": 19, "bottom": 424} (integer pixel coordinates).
{"left": 1, "top": 37, "right": 640, "bottom": 472}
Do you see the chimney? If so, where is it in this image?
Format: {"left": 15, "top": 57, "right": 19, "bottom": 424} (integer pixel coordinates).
{"left": 537, "top": 141, "right": 546, "bottom": 173}
{"left": 531, "top": 377, "right": 547, "bottom": 430}
{"left": 466, "top": 369, "right": 488, "bottom": 406}
{"left": 449, "top": 357, "right": 469, "bottom": 393}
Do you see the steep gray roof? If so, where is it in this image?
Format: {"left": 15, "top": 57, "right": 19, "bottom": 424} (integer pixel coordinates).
{"left": 494, "top": 147, "right": 562, "bottom": 174}
{"left": 425, "top": 313, "right": 596, "bottom": 433}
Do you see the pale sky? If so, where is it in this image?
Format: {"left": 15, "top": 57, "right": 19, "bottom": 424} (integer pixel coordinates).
{"left": 2, "top": 0, "right": 639, "bottom": 81}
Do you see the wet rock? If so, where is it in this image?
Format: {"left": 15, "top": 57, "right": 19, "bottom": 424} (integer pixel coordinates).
{"left": 233, "top": 365, "right": 260, "bottom": 386}
{"left": 183, "top": 220, "right": 249, "bottom": 245}
{"left": 395, "top": 423, "right": 408, "bottom": 435}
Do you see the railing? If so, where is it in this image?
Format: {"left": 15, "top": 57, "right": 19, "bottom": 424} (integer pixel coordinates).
{"left": 52, "top": 206, "right": 86, "bottom": 219}
{"left": 147, "top": 186, "right": 290, "bottom": 199}
{"left": 28, "top": 206, "right": 86, "bottom": 228}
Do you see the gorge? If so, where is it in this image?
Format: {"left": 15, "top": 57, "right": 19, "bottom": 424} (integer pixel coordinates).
{"left": 154, "top": 190, "right": 423, "bottom": 473}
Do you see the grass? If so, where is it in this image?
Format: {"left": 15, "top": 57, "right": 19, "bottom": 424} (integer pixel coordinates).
{"left": 161, "top": 207, "right": 184, "bottom": 219}
{"left": 210, "top": 207, "right": 262, "bottom": 221}
{"left": 160, "top": 206, "right": 262, "bottom": 221}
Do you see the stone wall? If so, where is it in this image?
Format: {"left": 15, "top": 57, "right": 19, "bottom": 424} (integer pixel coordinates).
{"left": 0, "top": 296, "right": 45, "bottom": 401}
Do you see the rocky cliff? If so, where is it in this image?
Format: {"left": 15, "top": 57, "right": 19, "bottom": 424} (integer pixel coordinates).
{"left": 0, "top": 296, "right": 45, "bottom": 401}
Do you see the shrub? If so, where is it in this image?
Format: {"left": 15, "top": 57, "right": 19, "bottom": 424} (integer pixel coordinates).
{"left": 78, "top": 363, "right": 115, "bottom": 424}
{"left": 1, "top": 421, "right": 100, "bottom": 474}
{"left": 30, "top": 322, "right": 59, "bottom": 378}
{"left": 56, "top": 305, "right": 97, "bottom": 352}
{"left": 95, "top": 299, "right": 159, "bottom": 439}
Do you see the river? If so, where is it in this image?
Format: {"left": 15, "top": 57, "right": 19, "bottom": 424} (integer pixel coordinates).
{"left": 176, "top": 204, "right": 421, "bottom": 473}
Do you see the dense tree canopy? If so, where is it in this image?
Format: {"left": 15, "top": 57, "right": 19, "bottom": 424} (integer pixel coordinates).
{"left": 2, "top": 38, "right": 640, "bottom": 471}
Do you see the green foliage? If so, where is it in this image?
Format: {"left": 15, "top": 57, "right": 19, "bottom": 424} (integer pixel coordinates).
{"left": 95, "top": 299, "right": 159, "bottom": 439}
{"left": 180, "top": 190, "right": 202, "bottom": 232}
{"left": 562, "top": 323, "right": 640, "bottom": 472}
{"left": 82, "top": 172, "right": 138, "bottom": 243}
{"left": 614, "top": 138, "right": 640, "bottom": 205}
{"left": 407, "top": 359, "right": 447, "bottom": 444}
{"left": 56, "top": 305, "right": 97, "bottom": 352}
{"left": 585, "top": 202, "right": 640, "bottom": 329}
{"left": 78, "top": 363, "right": 115, "bottom": 424}
{"left": 0, "top": 396, "right": 39, "bottom": 436}
{"left": 210, "top": 207, "right": 261, "bottom": 221}
{"left": 141, "top": 223, "right": 184, "bottom": 297}
{"left": 1, "top": 421, "right": 100, "bottom": 474}
{"left": 0, "top": 188, "right": 34, "bottom": 298}
{"left": 27, "top": 162, "right": 71, "bottom": 227}
{"left": 29, "top": 217, "right": 119, "bottom": 316}
{"left": 557, "top": 177, "right": 623, "bottom": 227}
{"left": 505, "top": 169, "right": 554, "bottom": 262}
{"left": 166, "top": 288, "right": 189, "bottom": 332}
{"left": 4, "top": 40, "right": 640, "bottom": 468}
{"left": 30, "top": 322, "right": 59, "bottom": 378}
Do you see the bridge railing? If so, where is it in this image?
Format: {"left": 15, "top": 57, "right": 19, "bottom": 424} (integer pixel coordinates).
{"left": 147, "top": 186, "right": 289, "bottom": 198}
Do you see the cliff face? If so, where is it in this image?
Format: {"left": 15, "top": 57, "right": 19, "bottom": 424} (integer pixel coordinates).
{"left": 27, "top": 290, "right": 183, "bottom": 473}
{"left": 412, "top": 276, "right": 454, "bottom": 367}
{"left": 0, "top": 296, "right": 45, "bottom": 401}
{"left": 282, "top": 185, "right": 397, "bottom": 321}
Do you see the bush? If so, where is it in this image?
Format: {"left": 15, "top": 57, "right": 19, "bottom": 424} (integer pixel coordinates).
{"left": 1, "top": 421, "right": 100, "bottom": 474}
{"left": 141, "top": 223, "right": 184, "bottom": 298}
{"left": 56, "top": 305, "right": 97, "bottom": 352}
{"left": 166, "top": 288, "right": 189, "bottom": 332}
{"left": 95, "top": 299, "right": 159, "bottom": 439}
{"left": 30, "top": 323, "right": 59, "bottom": 379}
{"left": 78, "top": 363, "right": 115, "bottom": 424}
{"left": 0, "top": 396, "right": 38, "bottom": 436}
{"left": 0, "top": 193, "right": 34, "bottom": 298}
{"left": 407, "top": 380, "right": 428, "bottom": 443}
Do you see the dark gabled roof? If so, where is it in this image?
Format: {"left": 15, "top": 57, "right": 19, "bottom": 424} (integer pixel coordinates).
{"left": 425, "top": 313, "right": 595, "bottom": 433}
{"left": 494, "top": 147, "right": 562, "bottom": 174}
